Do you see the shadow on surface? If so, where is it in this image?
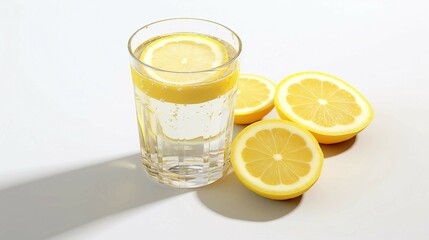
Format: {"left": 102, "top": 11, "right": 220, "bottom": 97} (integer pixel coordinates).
{"left": 0, "top": 154, "right": 188, "bottom": 240}
{"left": 232, "top": 123, "right": 248, "bottom": 139}
{"left": 320, "top": 136, "right": 357, "bottom": 158}
{"left": 197, "top": 171, "right": 301, "bottom": 221}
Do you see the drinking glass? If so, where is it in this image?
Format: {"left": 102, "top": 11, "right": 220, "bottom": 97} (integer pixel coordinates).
{"left": 128, "top": 18, "right": 241, "bottom": 188}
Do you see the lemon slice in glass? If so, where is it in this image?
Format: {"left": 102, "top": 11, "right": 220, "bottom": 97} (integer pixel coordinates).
{"left": 140, "top": 33, "right": 229, "bottom": 84}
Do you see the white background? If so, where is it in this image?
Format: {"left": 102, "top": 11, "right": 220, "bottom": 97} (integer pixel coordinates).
{"left": 1, "top": 0, "right": 429, "bottom": 239}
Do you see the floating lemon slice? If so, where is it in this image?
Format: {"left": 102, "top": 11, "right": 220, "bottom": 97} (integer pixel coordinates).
{"left": 140, "top": 33, "right": 228, "bottom": 84}
{"left": 130, "top": 33, "right": 239, "bottom": 104}
{"left": 234, "top": 74, "right": 276, "bottom": 124}
{"left": 275, "top": 72, "right": 374, "bottom": 144}
{"left": 231, "top": 119, "right": 324, "bottom": 200}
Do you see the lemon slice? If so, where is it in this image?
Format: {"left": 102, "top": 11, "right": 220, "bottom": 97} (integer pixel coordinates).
{"left": 231, "top": 119, "right": 324, "bottom": 200}
{"left": 234, "top": 74, "right": 276, "bottom": 124}
{"left": 275, "top": 72, "right": 374, "bottom": 144}
{"left": 140, "top": 33, "right": 228, "bottom": 84}
{"left": 131, "top": 33, "right": 238, "bottom": 104}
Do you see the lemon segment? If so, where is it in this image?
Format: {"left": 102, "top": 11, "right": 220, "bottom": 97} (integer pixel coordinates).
{"left": 231, "top": 119, "right": 324, "bottom": 200}
{"left": 275, "top": 72, "right": 374, "bottom": 144}
{"left": 234, "top": 74, "right": 276, "bottom": 124}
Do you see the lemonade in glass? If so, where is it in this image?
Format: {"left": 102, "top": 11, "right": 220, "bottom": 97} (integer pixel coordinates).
{"left": 128, "top": 18, "right": 241, "bottom": 188}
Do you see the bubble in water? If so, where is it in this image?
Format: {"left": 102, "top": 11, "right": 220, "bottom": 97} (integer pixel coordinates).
{"left": 159, "top": 98, "right": 165, "bottom": 102}
{"left": 151, "top": 82, "right": 155, "bottom": 86}
{"left": 162, "top": 86, "right": 168, "bottom": 90}
{"left": 177, "top": 88, "right": 183, "bottom": 92}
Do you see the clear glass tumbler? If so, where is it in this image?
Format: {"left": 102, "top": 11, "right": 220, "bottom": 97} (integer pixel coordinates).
{"left": 128, "top": 18, "right": 241, "bottom": 188}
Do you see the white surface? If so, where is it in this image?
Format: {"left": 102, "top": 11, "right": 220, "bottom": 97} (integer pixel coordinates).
{"left": 1, "top": 0, "right": 428, "bottom": 239}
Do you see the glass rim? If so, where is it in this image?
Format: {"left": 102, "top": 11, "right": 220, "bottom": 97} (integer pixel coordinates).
{"left": 127, "top": 17, "right": 242, "bottom": 74}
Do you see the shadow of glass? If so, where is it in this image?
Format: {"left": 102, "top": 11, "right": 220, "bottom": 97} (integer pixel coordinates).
{"left": 0, "top": 154, "right": 189, "bottom": 240}
{"left": 320, "top": 136, "right": 357, "bottom": 158}
{"left": 197, "top": 171, "right": 301, "bottom": 222}
{"left": 233, "top": 123, "right": 248, "bottom": 139}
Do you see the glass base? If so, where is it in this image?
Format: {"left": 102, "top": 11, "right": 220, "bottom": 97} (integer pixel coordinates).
{"left": 142, "top": 157, "right": 230, "bottom": 188}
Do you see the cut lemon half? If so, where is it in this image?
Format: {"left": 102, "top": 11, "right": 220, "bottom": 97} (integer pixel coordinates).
{"left": 234, "top": 74, "right": 276, "bottom": 124}
{"left": 140, "top": 33, "right": 228, "bottom": 84}
{"left": 231, "top": 119, "right": 324, "bottom": 200}
{"left": 275, "top": 72, "right": 374, "bottom": 144}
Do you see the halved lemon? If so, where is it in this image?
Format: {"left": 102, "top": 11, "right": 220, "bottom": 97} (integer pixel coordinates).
{"left": 275, "top": 72, "right": 374, "bottom": 144}
{"left": 231, "top": 119, "right": 324, "bottom": 200}
{"left": 234, "top": 74, "right": 276, "bottom": 124}
{"left": 140, "top": 33, "right": 228, "bottom": 84}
